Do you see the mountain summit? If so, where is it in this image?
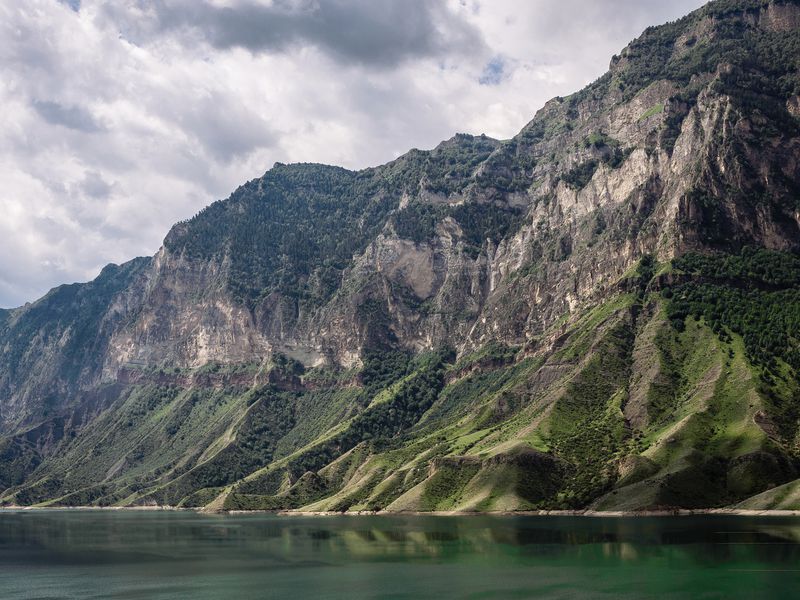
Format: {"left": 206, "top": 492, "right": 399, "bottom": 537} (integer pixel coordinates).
{"left": 2, "top": 0, "right": 800, "bottom": 512}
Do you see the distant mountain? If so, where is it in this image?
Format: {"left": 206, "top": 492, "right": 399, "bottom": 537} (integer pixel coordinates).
{"left": 3, "top": 0, "right": 800, "bottom": 512}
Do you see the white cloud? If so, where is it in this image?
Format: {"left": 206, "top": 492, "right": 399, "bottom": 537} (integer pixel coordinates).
{"left": 0, "top": 0, "right": 706, "bottom": 307}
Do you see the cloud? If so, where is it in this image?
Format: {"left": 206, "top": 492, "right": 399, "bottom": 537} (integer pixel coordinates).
{"left": 32, "top": 100, "right": 103, "bottom": 132}
{"left": 78, "top": 171, "right": 112, "bottom": 199}
{"left": 173, "top": 91, "right": 277, "bottom": 162}
{"left": 0, "top": 0, "right": 708, "bottom": 308}
{"left": 101, "top": 0, "right": 486, "bottom": 68}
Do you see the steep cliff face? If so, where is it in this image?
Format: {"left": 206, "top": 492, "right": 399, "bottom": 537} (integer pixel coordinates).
{"left": 2, "top": 0, "right": 800, "bottom": 511}
{"left": 0, "top": 258, "right": 151, "bottom": 432}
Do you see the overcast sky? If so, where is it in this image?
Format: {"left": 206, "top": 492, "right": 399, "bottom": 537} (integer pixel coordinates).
{"left": 0, "top": 0, "right": 707, "bottom": 308}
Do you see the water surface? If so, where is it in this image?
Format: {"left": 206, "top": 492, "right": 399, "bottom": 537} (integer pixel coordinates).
{"left": 1, "top": 510, "right": 799, "bottom": 599}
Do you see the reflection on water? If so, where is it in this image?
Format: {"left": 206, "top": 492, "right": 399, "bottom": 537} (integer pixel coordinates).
{"left": 0, "top": 511, "right": 799, "bottom": 599}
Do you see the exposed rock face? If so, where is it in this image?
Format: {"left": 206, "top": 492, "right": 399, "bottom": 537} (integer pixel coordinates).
{"left": 2, "top": 0, "right": 800, "bottom": 511}
{"left": 105, "top": 248, "right": 276, "bottom": 373}
{"left": 757, "top": 1, "right": 800, "bottom": 30}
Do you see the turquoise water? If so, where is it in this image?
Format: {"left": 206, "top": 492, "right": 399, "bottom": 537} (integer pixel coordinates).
{"left": 0, "top": 511, "right": 799, "bottom": 599}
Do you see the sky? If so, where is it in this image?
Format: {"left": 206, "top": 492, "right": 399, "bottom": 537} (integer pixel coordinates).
{"left": 0, "top": 0, "right": 707, "bottom": 308}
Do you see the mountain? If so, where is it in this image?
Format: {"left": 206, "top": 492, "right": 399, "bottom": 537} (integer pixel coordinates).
{"left": 2, "top": 0, "right": 800, "bottom": 512}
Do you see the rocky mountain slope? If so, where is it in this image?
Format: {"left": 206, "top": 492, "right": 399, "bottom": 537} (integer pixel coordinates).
{"left": 2, "top": 0, "right": 800, "bottom": 512}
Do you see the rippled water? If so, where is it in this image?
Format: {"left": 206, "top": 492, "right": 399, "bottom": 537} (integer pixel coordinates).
{"left": 1, "top": 510, "right": 799, "bottom": 599}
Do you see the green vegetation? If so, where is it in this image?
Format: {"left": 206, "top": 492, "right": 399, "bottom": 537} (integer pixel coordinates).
{"left": 616, "top": 1, "right": 800, "bottom": 101}
{"left": 672, "top": 247, "right": 800, "bottom": 287}
{"left": 452, "top": 341, "right": 519, "bottom": 372}
{"left": 0, "top": 437, "right": 41, "bottom": 490}
{"left": 548, "top": 323, "right": 632, "bottom": 507}
{"left": 381, "top": 134, "right": 500, "bottom": 196}
{"left": 475, "top": 136, "right": 538, "bottom": 193}
{"left": 737, "top": 477, "right": 800, "bottom": 509}
{"left": 286, "top": 350, "right": 453, "bottom": 478}
{"left": 391, "top": 203, "right": 446, "bottom": 244}
{"left": 664, "top": 248, "right": 800, "bottom": 439}
{"left": 419, "top": 459, "right": 481, "bottom": 511}
{"left": 165, "top": 164, "right": 394, "bottom": 306}
{"left": 639, "top": 104, "right": 665, "bottom": 121}
{"left": 559, "top": 160, "right": 599, "bottom": 190}
{"left": 666, "top": 248, "right": 800, "bottom": 370}
{"left": 392, "top": 200, "right": 524, "bottom": 251}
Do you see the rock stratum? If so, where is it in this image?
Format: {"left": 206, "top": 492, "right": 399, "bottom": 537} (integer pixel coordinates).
{"left": 3, "top": 0, "right": 800, "bottom": 512}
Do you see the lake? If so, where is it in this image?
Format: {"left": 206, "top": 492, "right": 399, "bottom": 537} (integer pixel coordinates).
{"left": 0, "top": 510, "right": 798, "bottom": 599}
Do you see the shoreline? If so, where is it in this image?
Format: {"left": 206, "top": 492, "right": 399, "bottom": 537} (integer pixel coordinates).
{"left": 1, "top": 505, "right": 799, "bottom": 517}
{"left": 272, "top": 508, "right": 800, "bottom": 518}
